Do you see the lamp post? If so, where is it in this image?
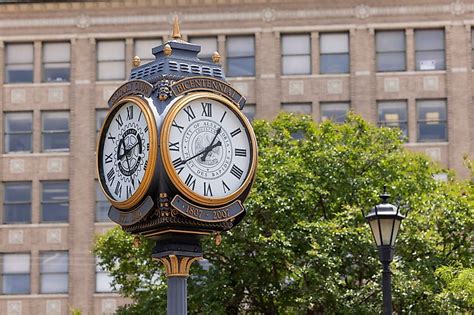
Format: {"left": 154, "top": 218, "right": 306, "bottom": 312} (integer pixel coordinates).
{"left": 366, "top": 189, "right": 405, "bottom": 315}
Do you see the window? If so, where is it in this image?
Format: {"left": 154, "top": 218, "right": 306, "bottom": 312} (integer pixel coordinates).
{"left": 96, "top": 109, "right": 108, "bottom": 139}
{"left": 281, "top": 102, "right": 312, "bottom": 115}
{"left": 4, "top": 112, "right": 33, "bottom": 153}
{"left": 415, "top": 29, "right": 445, "bottom": 71}
{"left": 320, "top": 33, "right": 349, "bottom": 74}
{"left": 189, "top": 36, "right": 218, "bottom": 63}
{"left": 5, "top": 43, "right": 33, "bottom": 83}
{"left": 134, "top": 38, "right": 162, "bottom": 65}
{"left": 281, "top": 34, "right": 311, "bottom": 75}
{"left": 40, "top": 251, "right": 68, "bottom": 293}
{"left": 1, "top": 253, "right": 30, "bottom": 294}
{"left": 376, "top": 31, "right": 406, "bottom": 72}
{"left": 96, "top": 182, "right": 110, "bottom": 222}
{"left": 41, "top": 111, "right": 69, "bottom": 152}
{"left": 242, "top": 104, "right": 256, "bottom": 121}
{"left": 96, "top": 258, "right": 115, "bottom": 292}
{"left": 42, "top": 42, "right": 70, "bottom": 82}
{"left": 417, "top": 100, "right": 447, "bottom": 141}
{"left": 378, "top": 101, "right": 408, "bottom": 137}
{"left": 320, "top": 102, "right": 349, "bottom": 123}
{"left": 3, "top": 182, "right": 31, "bottom": 224}
{"left": 226, "top": 36, "right": 255, "bottom": 77}
{"left": 97, "top": 40, "right": 125, "bottom": 81}
{"left": 41, "top": 181, "right": 69, "bottom": 223}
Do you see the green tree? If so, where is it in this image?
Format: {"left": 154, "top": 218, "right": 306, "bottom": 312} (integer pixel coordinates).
{"left": 94, "top": 113, "right": 473, "bottom": 314}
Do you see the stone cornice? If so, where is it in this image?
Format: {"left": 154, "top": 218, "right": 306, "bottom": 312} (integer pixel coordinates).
{"left": 0, "top": 1, "right": 473, "bottom": 30}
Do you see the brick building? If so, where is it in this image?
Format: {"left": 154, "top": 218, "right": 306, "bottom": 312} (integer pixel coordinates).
{"left": 0, "top": 0, "right": 473, "bottom": 314}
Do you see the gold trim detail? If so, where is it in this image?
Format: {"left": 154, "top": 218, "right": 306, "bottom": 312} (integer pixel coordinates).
{"left": 172, "top": 15, "right": 182, "bottom": 40}
{"left": 97, "top": 96, "right": 159, "bottom": 210}
{"left": 157, "top": 255, "right": 202, "bottom": 277}
{"left": 160, "top": 92, "right": 258, "bottom": 207}
{"left": 212, "top": 51, "right": 221, "bottom": 64}
{"left": 163, "top": 44, "right": 172, "bottom": 56}
{"left": 144, "top": 229, "right": 212, "bottom": 237}
{"left": 132, "top": 55, "right": 141, "bottom": 67}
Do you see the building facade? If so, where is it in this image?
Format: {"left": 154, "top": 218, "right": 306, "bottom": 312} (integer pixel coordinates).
{"left": 0, "top": 0, "right": 473, "bottom": 314}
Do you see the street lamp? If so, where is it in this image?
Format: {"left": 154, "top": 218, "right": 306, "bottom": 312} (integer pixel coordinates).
{"left": 366, "top": 189, "right": 405, "bottom": 315}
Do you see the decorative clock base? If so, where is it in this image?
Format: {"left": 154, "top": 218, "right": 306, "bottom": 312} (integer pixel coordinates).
{"left": 152, "top": 234, "right": 203, "bottom": 315}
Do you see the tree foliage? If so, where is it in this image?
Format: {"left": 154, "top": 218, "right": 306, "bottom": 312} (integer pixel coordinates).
{"left": 94, "top": 113, "right": 473, "bottom": 314}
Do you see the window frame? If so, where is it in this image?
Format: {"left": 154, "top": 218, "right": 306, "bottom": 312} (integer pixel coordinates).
{"left": 40, "top": 251, "right": 69, "bottom": 294}
{"left": 95, "top": 257, "right": 115, "bottom": 293}
{"left": 319, "top": 32, "right": 350, "bottom": 74}
{"left": 133, "top": 38, "right": 162, "bottom": 65}
{"left": 226, "top": 35, "right": 256, "bottom": 77}
{"left": 96, "top": 40, "right": 126, "bottom": 81}
{"left": 281, "top": 33, "right": 311, "bottom": 75}
{"left": 320, "top": 102, "right": 350, "bottom": 123}
{"left": 188, "top": 36, "right": 218, "bottom": 63}
{"left": 5, "top": 42, "right": 34, "bottom": 84}
{"left": 1, "top": 253, "right": 31, "bottom": 295}
{"left": 41, "top": 111, "right": 70, "bottom": 152}
{"left": 414, "top": 29, "right": 446, "bottom": 71}
{"left": 377, "top": 100, "right": 408, "bottom": 138}
{"left": 281, "top": 102, "right": 313, "bottom": 115}
{"left": 416, "top": 99, "right": 448, "bottom": 142}
{"left": 375, "top": 30, "right": 406, "bottom": 72}
{"left": 4, "top": 111, "right": 33, "bottom": 154}
{"left": 3, "top": 181, "right": 32, "bottom": 224}
{"left": 42, "top": 41, "right": 71, "bottom": 83}
{"left": 95, "top": 181, "right": 110, "bottom": 222}
{"left": 41, "top": 180, "right": 69, "bottom": 223}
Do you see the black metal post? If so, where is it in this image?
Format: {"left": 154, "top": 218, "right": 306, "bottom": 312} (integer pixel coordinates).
{"left": 378, "top": 245, "right": 394, "bottom": 315}
{"left": 167, "top": 276, "right": 188, "bottom": 315}
{"left": 152, "top": 234, "right": 203, "bottom": 315}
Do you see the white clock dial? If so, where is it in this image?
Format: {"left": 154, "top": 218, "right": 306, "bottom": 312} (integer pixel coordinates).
{"left": 163, "top": 93, "right": 256, "bottom": 206}
{"left": 98, "top": 97, "right": 156, "bottom": 206}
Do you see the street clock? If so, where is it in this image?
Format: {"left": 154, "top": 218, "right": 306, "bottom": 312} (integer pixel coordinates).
{"left": 97, "top": 96, "right": 158, "bottom": 210}
{"left": 161, "top": 92, "right": 257, "bottom": 208}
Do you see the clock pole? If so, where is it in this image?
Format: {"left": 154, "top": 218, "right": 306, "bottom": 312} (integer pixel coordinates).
{"left": 152, "top": 233, "right": 203, "bottom": 315}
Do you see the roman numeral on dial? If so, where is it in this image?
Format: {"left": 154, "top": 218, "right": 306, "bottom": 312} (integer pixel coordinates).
{"left": 126, "top": 185, "right": 132, "bottom": 199}
{"left": 230, "top": 128, "right": 242, "bottom": 137}
{"left": 172, "top": 120, "right": 184, "bottom": 133}
{"left": 172, "top": 158, "right": 184, "bottom": 174}
{"left": 201, "top": 102, "right": 212, "bottom": 117}
{"left": 169, "top": 141, "right": 180, "bottom": 151}
{"left": 230, "top": 164, "right": 243, "bottom": 180}
{"left": 115, "top": 114, "right": 123, "bottom": 127}
{"left": 183, "top": 106, "right": 196, "bottom": 121}
{"left": 235, "top": 148, "right": 247, "bottom": 157}
{"left": 107, "top": 168, "right": 115, "bottom": 183}
{"left": 184, "top": 174, "right": 196, "bottom": 190}
{"left": 222, "top": 180, "right": 230, "bottom": 194}
{"left": 203, "top": 182, "right": 213, "bottom": 196}
{"left": 105, "top": 153, "right": 113, "bottom": 163}
{"left": 126, "top": 106, "right": 133, "bottom": 120}
{"left": 114, "top": 181, "right": 122, "bottom": 197}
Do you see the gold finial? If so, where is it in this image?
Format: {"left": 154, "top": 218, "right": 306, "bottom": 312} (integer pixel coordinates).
{"left": 172, "top": 15, "right": 182, "bottom": 40}
{"left": 212, "top": 51, "right": 221, "bottom": 64}
{"left": 132, "top": 56, "right": 141, "bottom": 67}
{"left": 163, "top": 44, "right": 172, "bottom": 56}
{"left": 215, "top": 232, "right": 222, "bottom": 246}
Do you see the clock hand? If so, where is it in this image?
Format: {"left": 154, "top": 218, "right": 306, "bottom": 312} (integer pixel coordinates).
{"left": 200, "top": 127, "right": 222, "bottom": 161}
{"left": 177, "top": 129, "right": 223, "bottom": 165}
{"left": 117, "top": 138, "right": 126, "bottom": 161}
{"left": 201, "top": 140, "right": 222, "bottom": 161}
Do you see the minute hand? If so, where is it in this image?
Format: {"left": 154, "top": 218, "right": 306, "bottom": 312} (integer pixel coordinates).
{"left": 180, "top": 140, "right": 222, "bottom": 165}
{"left": 201, "top": 127, "right": 222, "bottom": 161}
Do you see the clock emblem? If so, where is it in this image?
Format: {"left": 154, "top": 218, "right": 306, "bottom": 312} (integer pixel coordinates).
{"left": 161, "top": 92, "right": 257, "bottom": 206}
{"left": 97, "top": 96, "right": 158, "bottom": 209}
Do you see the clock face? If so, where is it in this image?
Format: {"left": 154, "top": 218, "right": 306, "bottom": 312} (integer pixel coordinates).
{"left": 97, "top": 96, "right": 157, "bottom": 209}
{"left": 162, "top": 92, "right": 257, "bottom": 206}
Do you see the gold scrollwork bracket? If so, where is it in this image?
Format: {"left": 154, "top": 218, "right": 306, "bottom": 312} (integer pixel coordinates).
{"left": 157, "top": 254, "right": 202, "bottom": 277}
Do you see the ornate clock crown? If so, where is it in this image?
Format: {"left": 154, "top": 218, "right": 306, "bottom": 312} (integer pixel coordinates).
{"left": 129, "top": 16, "right": 224, "bottom": 85}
